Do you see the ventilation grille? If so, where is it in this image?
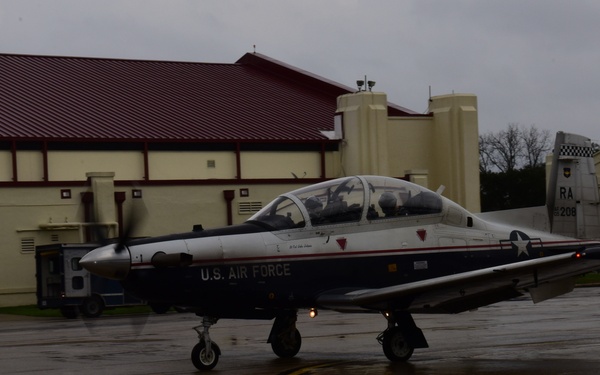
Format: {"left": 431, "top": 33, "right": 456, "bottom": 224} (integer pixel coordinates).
{"left": 238, "top": 201, "right": 262, "bottom": 214}
{"left": 20, "top": 237, "right": 35, "bottom": 253}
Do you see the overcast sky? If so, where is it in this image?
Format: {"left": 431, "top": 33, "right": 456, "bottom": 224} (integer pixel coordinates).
{"left": 2, "top": 0, "right": 599, "bottom": 142}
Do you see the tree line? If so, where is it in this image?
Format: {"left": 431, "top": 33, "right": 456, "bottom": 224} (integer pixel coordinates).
{"left": 479, "top": 123, "right": 551, "bottom": 211}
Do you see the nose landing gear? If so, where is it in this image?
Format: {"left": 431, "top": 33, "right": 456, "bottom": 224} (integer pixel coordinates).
{"left": 191, "top": 316, "right": 221, "bottom": 370}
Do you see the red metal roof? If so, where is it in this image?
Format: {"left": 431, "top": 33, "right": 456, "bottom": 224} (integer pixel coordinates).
{"left": 0, "top": 52, "right": 420, "bottom": 143}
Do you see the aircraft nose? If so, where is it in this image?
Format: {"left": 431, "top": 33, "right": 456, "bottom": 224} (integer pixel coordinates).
{"left": 80, "top": 244, "right": 131, "bottom": 280}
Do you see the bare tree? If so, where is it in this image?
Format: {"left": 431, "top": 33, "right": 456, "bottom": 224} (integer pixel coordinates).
{"left": 480, "top": 123, "right": 522, "bottom": 173}
{"left": 521, "top": 126, "right": 551, "bottom": 168}
{"left": 479, "top": 123, "right": 552, "bottom": 173}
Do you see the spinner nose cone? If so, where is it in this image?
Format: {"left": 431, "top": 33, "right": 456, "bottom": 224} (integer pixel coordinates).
{"left": 80, "top": 244, "right": 131, "bottom": 280}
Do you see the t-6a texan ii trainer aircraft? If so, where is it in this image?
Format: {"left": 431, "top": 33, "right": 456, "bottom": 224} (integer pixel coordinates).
{"left": 80, "top": 132, "right": 600, "bottom": 371}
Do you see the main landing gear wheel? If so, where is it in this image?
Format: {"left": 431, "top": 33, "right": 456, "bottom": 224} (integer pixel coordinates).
{"left": 271, "top": 328, "right": 301, "bottom": 358}
{"left": 379, "top": 326, "right": 414, "bottom": 362}
{"left": 269, "top": 311, "right": 302, "bottom": 358}
{"left": 191, "top": 339, "right": 221, "bottom": 370}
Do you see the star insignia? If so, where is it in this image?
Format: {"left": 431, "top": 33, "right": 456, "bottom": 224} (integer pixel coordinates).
{"left": 511, "top": 231, "right": 531, "bottom": 257}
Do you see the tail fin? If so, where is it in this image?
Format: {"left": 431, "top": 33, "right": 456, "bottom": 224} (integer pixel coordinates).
{"left": 546, "top": 132, "right": 600, "bottom": 239}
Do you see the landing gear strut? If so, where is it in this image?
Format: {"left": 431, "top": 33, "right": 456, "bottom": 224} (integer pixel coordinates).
{"left": 377, "top": 311, "right": 428, "bottom": 362}
{"left": 191, "top": 316, "right": 221, "bottom": 370}
{"left": 268, "top": 310, "right": 302, "bottom": 358}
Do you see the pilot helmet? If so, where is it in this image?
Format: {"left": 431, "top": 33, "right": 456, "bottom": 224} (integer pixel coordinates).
{"left": 378, "top": 192, "right": 397, "bottom": 216}
{"left": 305, "top": 196, "right": 323, "bottom": 212}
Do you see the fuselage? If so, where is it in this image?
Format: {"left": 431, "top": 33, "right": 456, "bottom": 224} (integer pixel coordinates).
{"left": 80, "top": 176, "right": 597, "bottom": 318}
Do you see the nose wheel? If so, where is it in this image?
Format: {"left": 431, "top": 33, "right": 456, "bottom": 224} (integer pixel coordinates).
{"left": 191, "top": 316, "right": 221, "bottom": 370}
{"left": 191, "top": 340, "right": 220, "bottom": 370}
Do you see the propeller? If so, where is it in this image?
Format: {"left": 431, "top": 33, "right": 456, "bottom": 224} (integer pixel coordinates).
{"left": 88, "top": 189, "right": 148, "bottom": 251}
{"left": 80, "top": 189, "right": 148, "bottom": 280}
{"left": 114, "top": 195, "right": 148, "bottom": 252}
{"left": 76, "top": 186, "right": 152, "bottom": 334}
{"left": 78, "top": 185, "right": 191, "bottom": 335}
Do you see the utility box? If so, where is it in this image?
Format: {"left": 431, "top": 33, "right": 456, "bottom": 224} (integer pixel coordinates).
{"left": 36, "top": 243, "right": 143, "bottom": 318}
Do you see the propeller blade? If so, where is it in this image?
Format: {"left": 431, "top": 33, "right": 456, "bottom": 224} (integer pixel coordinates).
{"left": 88, "top": 185, "right": 148, "bottom": 251}
{"left": 115, "top": 197, "right": 148, "bottom": 253}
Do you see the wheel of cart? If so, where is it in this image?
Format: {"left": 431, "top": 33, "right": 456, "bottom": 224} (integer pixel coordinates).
{"left": 80, "top": 294, "right": 105, "bottom": 318}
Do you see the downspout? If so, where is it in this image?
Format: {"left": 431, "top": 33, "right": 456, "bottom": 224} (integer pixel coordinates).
{"left": 143, "top": 142, "right": 149, "bottom": 181}
{"left": 81, "top": 192, "right": 94, "bottom": 242}
{"left": 114, "top": 192, "right": 126, "bottom": 237}
{"left": 223, "top": 190, "right": 235, "bottom": 226}
{"left": 235, "top": 142, "right": 241, "bottom": 179}
{"left": 11, "top": 140, "right": 17, "bottom": 182}
{"left": 320, "top": 142, "right": 326, "bottom": 178}
{"left": 42, "top": 141, "right": 48, "bottom": 182}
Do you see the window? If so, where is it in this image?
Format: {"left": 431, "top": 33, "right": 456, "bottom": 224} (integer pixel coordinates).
{"left": 287, "top": 176, "right": 365, "bottom": 226}
{"left": 367, "top": 176, "right": 443, "bottom": 219}
{"left": 48, "top": 257, "right": 59, "bottom": 275}
{"left": 248, "top": 197, "right": 305, "bottom": 230}
{"left": 72, "top": 276, "right": 84, "bottom": 290}
{"left": 315, "top": 177, "right": 364, "bottom": 224}
{"left": 71, "top": 257, "right": 83, "bottom": 271}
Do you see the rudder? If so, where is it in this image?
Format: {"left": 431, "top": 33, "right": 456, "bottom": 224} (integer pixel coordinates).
{"left": 546, "top": 132, "right": 600, "bottom": 239}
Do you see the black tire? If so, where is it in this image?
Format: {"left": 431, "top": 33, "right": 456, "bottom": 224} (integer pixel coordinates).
{"left": 191, "top": 340, "right": 220, "bottom": 370}
{"left": 382, "top": 327, "right": 414, "bottom": 362}
{"left": 59, "top": 306, "right": 78, "bottom": 319}
{"left": 80, "top": 295, "right": 104, "bottom": 318}
{"left": 271, "top": 328, "right": 301, "bottom": 358}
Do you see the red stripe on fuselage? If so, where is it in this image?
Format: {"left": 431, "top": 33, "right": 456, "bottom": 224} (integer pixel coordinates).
{"left": 129, "top": 239, "right": 596, "bottom": 269}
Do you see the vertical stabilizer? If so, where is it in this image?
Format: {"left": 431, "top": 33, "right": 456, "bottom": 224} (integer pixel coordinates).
{"left": 547, "top": 132, "right": 600, "bottom": 239}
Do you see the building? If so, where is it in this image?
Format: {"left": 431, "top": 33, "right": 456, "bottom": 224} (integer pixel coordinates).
{"left": 0, "top": 52, "right": 479, "bottom": 306}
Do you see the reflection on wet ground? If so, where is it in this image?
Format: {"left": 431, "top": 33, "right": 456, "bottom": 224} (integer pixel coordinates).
{"left": 1, "top": 287, "right": 600, "bottom": 374}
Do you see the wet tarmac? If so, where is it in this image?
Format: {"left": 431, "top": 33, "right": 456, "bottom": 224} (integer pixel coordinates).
{"left": 2, "top": 287, "right": 600, "bottom": 374}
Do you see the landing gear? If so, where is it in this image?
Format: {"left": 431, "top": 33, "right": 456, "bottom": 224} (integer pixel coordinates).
{"left": 378, "top": 326, "right": 414, "bottom": 361}
{"left": 268, "top": 310, "right": 302, "bottom": 358}
{"left": 377, "top": 311, "right": 428, "bottom": 362}
{"left": 191, "top": 316, "right": 221, "bottom": 370}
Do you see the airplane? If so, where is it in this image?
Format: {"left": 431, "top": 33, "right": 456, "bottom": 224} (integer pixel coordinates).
{"left": 80, "top": 131, "right": 600, "bottom": 371}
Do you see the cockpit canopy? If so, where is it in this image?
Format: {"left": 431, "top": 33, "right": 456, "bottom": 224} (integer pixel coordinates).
{"left": 248, "top": 176, "right": 443, "bottom": 231}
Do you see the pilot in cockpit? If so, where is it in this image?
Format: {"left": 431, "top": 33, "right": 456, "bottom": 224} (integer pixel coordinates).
{"left": 305, "top": 196, "right": 323, "bottom": 224}
{"left": 378, "top": 192, "right": 398, "bottom": 217}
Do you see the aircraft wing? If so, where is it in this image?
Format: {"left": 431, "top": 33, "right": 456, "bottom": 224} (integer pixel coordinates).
{"left": 316, "top": 248, "right": 600, "bottom": 314}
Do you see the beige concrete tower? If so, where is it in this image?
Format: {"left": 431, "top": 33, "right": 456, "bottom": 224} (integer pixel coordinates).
{"left": 428, "top": 94, "right": 480, "bottom": 212}
{"left": 335, "top": 91, "right": 391, "bottom": 176}
{"left": 335, "top": 91, "right": 480, "bottom": 213}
